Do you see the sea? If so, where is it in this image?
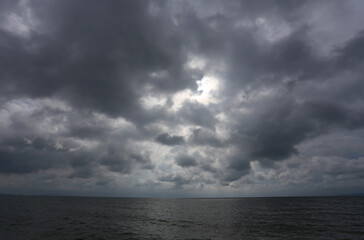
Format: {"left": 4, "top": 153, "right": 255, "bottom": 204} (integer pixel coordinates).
{"left": 1, "top": 196, "right": 363, "bottom": 240}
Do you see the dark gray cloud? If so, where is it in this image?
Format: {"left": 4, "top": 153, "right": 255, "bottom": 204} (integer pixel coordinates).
{"left": 175, "top": 155, "right": 198, "bottom": 168}
{"left": 334, "top": 30, "right": 364, "bottom": 68}
{"left": 0, "top": 149, "right": 53, "bottom": 174}
{"left": 230, "top": 97, "right": 364, "bottom": 168}
{"left": 178, "top": 102, "right": 216, "bottom": 129}
{"left": 1, "top": 0, "right": 364, "bottom": 196}
{"left": 189, "top": 128, "right": 224, "bottom": 148}
{"left": 155, "top": 133, "right": 185, "bottom": 146}
{"left": 101, "top": 149, "right": 154, "bottom": 174}
{"left": 0, "top": 0, "right": 201, "bottom": 122}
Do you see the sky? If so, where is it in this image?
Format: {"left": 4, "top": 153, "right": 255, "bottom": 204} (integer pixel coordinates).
{"left": 1, "top": 0, "right": 364, "bottom": 197}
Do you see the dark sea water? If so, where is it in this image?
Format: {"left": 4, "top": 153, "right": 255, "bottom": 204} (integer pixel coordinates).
{"left": 1, "top": 196, "right": 364, "bottom": 240}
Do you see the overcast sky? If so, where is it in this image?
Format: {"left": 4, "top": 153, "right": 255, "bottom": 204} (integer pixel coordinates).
{"left": 1, "top": 0, "right": 364, "bottom": 197}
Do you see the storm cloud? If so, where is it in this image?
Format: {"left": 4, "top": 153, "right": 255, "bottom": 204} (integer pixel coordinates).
{"left": 1, "top": 0, "right": 364, "bottom": 197}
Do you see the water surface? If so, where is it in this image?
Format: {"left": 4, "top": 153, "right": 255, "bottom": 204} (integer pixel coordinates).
{"left": 1, "top": 196, "right": 364, "bottom": 239}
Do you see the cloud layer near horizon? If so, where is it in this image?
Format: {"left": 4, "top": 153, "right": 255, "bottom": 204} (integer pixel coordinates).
{"left": 1, "top": 0, "right": 364, "bottom": 197}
